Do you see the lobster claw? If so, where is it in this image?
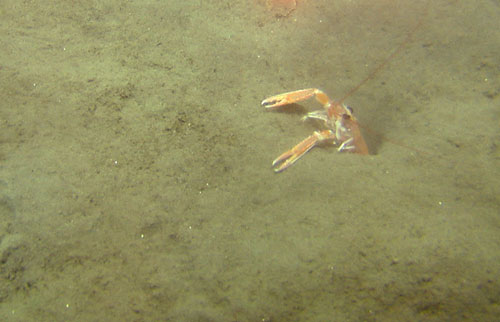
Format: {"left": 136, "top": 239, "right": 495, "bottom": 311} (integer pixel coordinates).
{"left": 272, "top": 130, "right": 335, "bottom": 173}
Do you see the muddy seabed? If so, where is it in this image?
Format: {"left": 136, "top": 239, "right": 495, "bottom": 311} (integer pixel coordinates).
{"left": 1, "top": 0, "right": 499, "bottom": 321}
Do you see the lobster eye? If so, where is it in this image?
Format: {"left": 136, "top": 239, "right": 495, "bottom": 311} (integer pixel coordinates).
{"left": 346, "top": 106, "right": 354, "bottom": 114}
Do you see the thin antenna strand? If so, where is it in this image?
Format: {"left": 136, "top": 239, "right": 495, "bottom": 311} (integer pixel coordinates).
{"left": 338, "top": 18, "right": 424, "bottom": 105}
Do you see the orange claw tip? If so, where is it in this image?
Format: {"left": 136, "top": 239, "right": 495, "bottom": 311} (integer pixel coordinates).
{"left": 273, "top": 165, "right": 288, "bottom": 173}
{"left": 271, "top": 152, "right": 294, "bottom": 173}
{"left": 272, "top": 160, "right": 292, "bottom": 173}
{"left": 261, "top": 98, "right": 276, "bottom": 107}
{"left": 261, "top": 97, "right": 283, "bottom": 108}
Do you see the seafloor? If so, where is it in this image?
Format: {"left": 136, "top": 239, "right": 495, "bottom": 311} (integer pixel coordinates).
{"left": 1, "top": 0, "right": 499, "bottom": 320}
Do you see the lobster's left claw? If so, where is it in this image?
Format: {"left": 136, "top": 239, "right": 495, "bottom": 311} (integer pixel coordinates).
{"left": 272, "top": 130, "right": 335, "bottom": 172}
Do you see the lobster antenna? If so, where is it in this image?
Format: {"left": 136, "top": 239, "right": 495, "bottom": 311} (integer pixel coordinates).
{"left": 338, "top": 17, "right": 424, "bottom": 105}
